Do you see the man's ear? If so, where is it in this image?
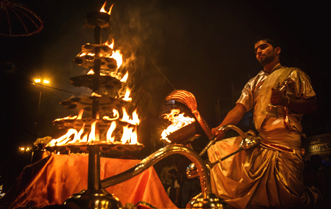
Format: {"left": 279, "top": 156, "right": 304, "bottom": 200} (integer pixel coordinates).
{"left": 275, "top": 47, "right": 281, "bottom": 55}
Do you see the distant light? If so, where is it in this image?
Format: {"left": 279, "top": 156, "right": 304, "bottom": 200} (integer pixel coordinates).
{"left": 19, "top": 146, "right": 32, "bottom": 152}
{"left": 34, "top": 78, "right": 50, "bottom": 85}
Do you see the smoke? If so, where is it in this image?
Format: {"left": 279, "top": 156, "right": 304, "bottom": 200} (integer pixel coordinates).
{"left": 109, "top": 1, "right": 183, "bottom": 121}
{"left": 99, "top": 1, "right": 190, "bottom": 149}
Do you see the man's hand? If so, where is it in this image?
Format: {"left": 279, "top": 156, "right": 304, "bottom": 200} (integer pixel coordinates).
{"left": 211, "top": 127, "right": 225, "bottom": 141}
{"left": 270, "top": 87, "right": 289, "bottom": 106}
{"left": 211, "top": 103, "right": 247, "bottom": 141}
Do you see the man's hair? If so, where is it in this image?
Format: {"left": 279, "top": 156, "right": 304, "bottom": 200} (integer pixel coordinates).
{"left": 254, "top": 38, "right": 280, "bottom": 48}
{"left": 168, "top": 168, "right": 177, "bottom": 175}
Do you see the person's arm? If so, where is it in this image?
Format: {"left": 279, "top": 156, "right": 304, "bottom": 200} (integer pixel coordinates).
{"left": 271, "top": 88, "right": 317, "bottom": 114}
{"left": 212, "top": 103, "right": 247, "bottom": 140}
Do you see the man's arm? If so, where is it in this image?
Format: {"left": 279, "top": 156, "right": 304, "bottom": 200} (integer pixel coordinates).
{"left": 271, "top": 88, "right": 317, "bottom": 114}
{"left": 212, "top": 103, "right": 247, "bottom": 140}
{"left": 286, "top": 97, "right": 317, "bottom": 114}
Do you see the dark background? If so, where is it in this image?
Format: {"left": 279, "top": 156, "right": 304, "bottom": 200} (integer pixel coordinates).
{"left": 0, "top": 0, "right": 330, "bottom": 191}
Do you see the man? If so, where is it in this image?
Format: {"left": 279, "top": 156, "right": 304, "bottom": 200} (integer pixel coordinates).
{"left": 167, "top": 168, "right": 180, "bottom": 207}
{"left": 209, "top": 38, "right": 321, "bottom": 209}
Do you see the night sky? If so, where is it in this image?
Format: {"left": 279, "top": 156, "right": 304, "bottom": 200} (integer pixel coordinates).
{"left": 0, "top": 0, "right": 330, "bottom": 189}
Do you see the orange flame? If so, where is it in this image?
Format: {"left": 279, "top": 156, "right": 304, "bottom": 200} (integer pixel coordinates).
{"left": 100, "top": 2, "right": 114, "bottom": 15}
{"left": 123, "top": 87, "right": 132, "bottom": 102}
{"left": 120, "top": 72, "right": 129, "bottom": 82}
{"left": 88, "top": 121, "right": 99, "bottom": 143}
{"left": 103, "top": 109, "right": 119, "bottom": 121}
{"left": 104, "top": 39, "right": 122, "bottom": 69}
{"left": 161, "top": 109, "right": 195, "bottom": 142}
{"left": 77, "top": 109, "right": 84, "bottom": 119}
{"left": 87, "top": 69, "right": 95, "bottom": 75}
{"left": 48, "top": 129, "right": 78, "bottom": 146}
{"left": 111, "top": 50, "right": 123, "bottom": 69}
{"left": 104, "top": 39, "right": 114, "bottom": 49}
{"left": 67, "top": 124, "right": 85, "bottom": 144}
{"left": 121, "top": 125, "right": 133, "bottom": 144}
{"left": 106, "top": 121, "right": 116, "bottom": 143}
{"left": 121, "top": 107, "right": 140, "bottom": 125}
{"left": 130, "top": 127, "right": 138, "bottom": 144}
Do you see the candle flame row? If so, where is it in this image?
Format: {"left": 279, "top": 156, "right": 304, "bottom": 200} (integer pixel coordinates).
{"left": 47, "top": 108, "right": 140, "bottom": 147}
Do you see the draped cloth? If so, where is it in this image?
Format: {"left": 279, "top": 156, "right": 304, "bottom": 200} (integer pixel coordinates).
{"left": 208, "top": 136, "right": 321, "bottom": 209}
{"left": 0, "top": 154, "right": 177, "bottom": 209}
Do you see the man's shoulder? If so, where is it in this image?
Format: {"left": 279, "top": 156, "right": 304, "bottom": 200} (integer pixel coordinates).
{"left": 283, "top": 66, "right": 311, "bottom": 79}
{"left": 282, "top": 66, "right": 305, "bottom": 74}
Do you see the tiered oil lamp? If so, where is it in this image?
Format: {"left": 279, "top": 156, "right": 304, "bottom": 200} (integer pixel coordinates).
{"left": 45, "top": 3, "right": 143, "bottom": 209}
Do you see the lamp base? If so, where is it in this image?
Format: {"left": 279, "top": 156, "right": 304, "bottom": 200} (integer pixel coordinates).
{"left": 63, "top": 189, "right": 122, "bottom": 209}
{"left": 187, "top": 193, "right": 229, "bottom": 209}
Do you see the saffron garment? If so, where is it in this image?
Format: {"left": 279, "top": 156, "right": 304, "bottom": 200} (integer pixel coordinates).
{"left": 208, "top": 64, "right": 321, "bottom": 209}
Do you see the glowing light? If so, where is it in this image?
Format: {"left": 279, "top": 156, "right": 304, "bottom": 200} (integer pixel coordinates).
{"left": 106, "top": 121, "right": 116, "bottom": 142}
{"left": 100, "top": 2, "right": 114, "bottom": 15}
{"left": 123, "top": 87, "right": 132, "bottom": 102}
{"left": 120, "top": 72, "right": 128, "bottom": 82}
{"left": 161, "top": 109, "right": 195, "bottom": 141}
{"left": 87, "top": 69, "right": 95, "bottom": 75}
{"left": 111, "top": 50, "right": 123, "bottom": 69}
{"left": 88, "top": 121, "right": 99, "bottom": 143}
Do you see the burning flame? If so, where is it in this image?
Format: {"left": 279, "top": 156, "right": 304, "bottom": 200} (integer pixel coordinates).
{"left": 107, "top": 121, "right": 116, "bottom": 142}
{"left": 120, "top": 126, "right": 138, "bottom": 144}
{"left": 87, "top": 69, "right": 94, "bottom": 75}
{"left": 120, "top": 72, "right": 128, "bottom": 82}
{"left": 47, "top": 107, "right": 140, "bottom": 147}
{"left": 88, "top": 121, "right": 99, "bottom": 143}
{"left": 100, "top": 2, "right": 114, "bottom": 15}
{"left": 105, "top": 39, "right": 114, "bottom": 49}
{"left": 77, "top": 109, "right": 84, "bottom": 119}
{"left": 48, "top": 129, "right": 78, "bottom": 146}
{"left": 53, "top": 109, "right": 84, "bottom": 122}
{"left": 68, "top": 124, "right": 85, "bottom": 144}
{"left": 161, "top": 109, "right": 195, "bottom": 142}
{"left": 123, "top": 87, "right": 132, "bottom": 102}
{"left": 103, "top": 109, "right": 120, "bottom": 121}
{"left": 111, "top": 50, "right": 123, "bottom": 69}
{"left": 104, "top": 39, "right": 123, "bottom": 69}
{"left": 121, "top": 107, "right": 140, "bottom": 125}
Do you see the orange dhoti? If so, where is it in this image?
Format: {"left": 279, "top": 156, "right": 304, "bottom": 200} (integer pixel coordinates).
{"left": 208, "top": 133, "right": 321, "bottom": 209}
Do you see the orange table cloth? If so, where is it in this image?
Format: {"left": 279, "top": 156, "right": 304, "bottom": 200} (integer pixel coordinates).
{"left": 0, "top": 154, "right": 177, "bottom": 209}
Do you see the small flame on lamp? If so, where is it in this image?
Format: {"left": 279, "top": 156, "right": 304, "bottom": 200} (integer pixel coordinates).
{"left": 161, "top": 109, "right": 195, "bottom": 142}
{"left": 107, "top": 121, "right": 117, "bottom": 142}
{"left": 87, "top": 69, "right": 95, "bottom": 75}
{"left": 104, "top": 39, "right": 114, "bottom": 49}
{"left": 88, "top": 121, "right": 99, "bottom": 143}
{"left": 120, "top": 72, "right": 128, "bottom": 82}
{"left": 111, "top": 50, "right": 123, "bottom": 69}
{"left": 100, "top": 2, "right": 114, "bottom": 15}
{"left": 122, "top": 87, "right": 132, "bottom": 102}
{"left": 121, "top": 107, "right": 140, "bottom": 125}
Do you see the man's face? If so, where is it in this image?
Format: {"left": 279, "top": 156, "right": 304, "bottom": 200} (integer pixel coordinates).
{"left": 254, "top": 40, "right": 279, "bottom": 66}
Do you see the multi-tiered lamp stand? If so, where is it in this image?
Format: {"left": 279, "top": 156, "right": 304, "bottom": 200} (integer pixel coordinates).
{"left": 46, "top": 9, "right": 143, "bottom": 209}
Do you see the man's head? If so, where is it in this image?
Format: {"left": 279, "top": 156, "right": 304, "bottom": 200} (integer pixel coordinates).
{"left": 254, "top": 38, "right": 281, "bottom": 67}
{"left": 168, "top": 168, "right": 177, "bottom": 180}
